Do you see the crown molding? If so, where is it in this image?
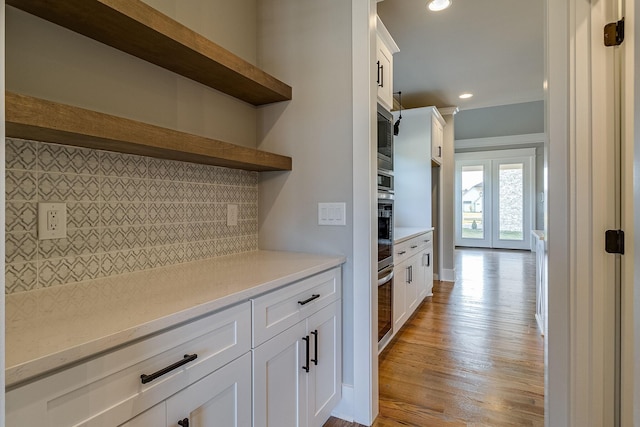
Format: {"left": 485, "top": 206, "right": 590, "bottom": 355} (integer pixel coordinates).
{"left": 455, "top": 133, "right": 545, "bottom": 150}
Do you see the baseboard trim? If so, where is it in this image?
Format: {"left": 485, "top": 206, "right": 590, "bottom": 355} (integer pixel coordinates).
{"left": 331, "top": 384, "right": 355, "bottom": 422}
{"left": 440, "top": 268, "right": 456, "bottom": 282}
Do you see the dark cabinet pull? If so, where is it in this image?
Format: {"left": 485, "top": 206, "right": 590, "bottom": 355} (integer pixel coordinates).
{"left": 178, "top": 419, "right": 189, "bottom": 427}
{"left": 140, "top": 354, "right": 198, "bottom": 384}
{"left": 438, "top": 146, "right": 442, "bottom": 157}
{"left": 397, "top": 250, "right": 406, "bottom": 255}
{"left": 377, "top": 60, "right": 381, "bottom": 86}
{"left": 302, "top": 336, "right": 310, "bottom": 372}
{"left": 310, "top": 330, "right": 318, "bottom": 365}
{"left": 380, "top": 64, "right": 384, "bottom": 87}
{"left": 427, "top": 253, "right": 431, "bottom": 267}
{"left": 298, "top": 294, "right": 320, "bottom": 306}
{"left": 411, "top": 245, "right": 418, "bottom": 249}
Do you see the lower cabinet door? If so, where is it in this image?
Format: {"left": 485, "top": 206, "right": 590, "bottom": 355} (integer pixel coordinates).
{"left": 393, "top": 260, "right": 408, "bottom": 332}
{"left": 165, "top": 352, "right": 252, "bottom": 427}
{"left": 120, "top": 403, "right": 166, "bottom": 427}
{"left": 253, "top": 321, "right": 307, "bottom": 427}
{"left": 307, "top": 301, "right": 342, "bottom": 427}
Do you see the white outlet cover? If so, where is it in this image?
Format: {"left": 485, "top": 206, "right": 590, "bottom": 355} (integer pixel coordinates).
{"left": 38, "top": 202, "right": 67, "bottom": 240}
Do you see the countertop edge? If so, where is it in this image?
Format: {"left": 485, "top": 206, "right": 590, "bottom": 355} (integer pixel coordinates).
{"left": 6, "top": 252, "right": 346, "bottom": 388}
{"left": 394, "top": 227, "right": 434, "bottom": 244}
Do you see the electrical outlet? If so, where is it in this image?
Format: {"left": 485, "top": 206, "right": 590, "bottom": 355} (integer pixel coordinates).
{"left": 227, "top": 204, "right": 238, "bottom": 226}
{"left": 38, "top": 202, "right": 67, "bottom": 240}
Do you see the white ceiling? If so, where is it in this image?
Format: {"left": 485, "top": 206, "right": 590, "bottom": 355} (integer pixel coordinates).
{"left": 376, "top": 0, "right": 544, "bottom": 111}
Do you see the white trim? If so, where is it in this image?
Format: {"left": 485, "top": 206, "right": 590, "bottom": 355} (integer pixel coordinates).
{"left": 352, "top": 0, "right": 377, "bottom": 424}
{"left": 439, "top": 106, "right": 459, "bottom": 116}
{"left": 439, "top": 268, "right": 455, "bottom": 282}
{"left": 455, "top": 133, "right": 545, "bottom": 150}
{"left": 331, "top": 384, "right": 355, "bottom": 422}
{"left": 375, "top": 16, "right": 399, "bottom": 54}
{"left": 455, "top": 147, "right": 537, "bottom": 160}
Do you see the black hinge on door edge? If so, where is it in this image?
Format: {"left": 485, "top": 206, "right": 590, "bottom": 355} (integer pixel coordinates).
{"left": 604, "top": 18, "right": 624, "bottom": 46}
{"left": 605, "top": 230, "right": 625, "bottom": 254}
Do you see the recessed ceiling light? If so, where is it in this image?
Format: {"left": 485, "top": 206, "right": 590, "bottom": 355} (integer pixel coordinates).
{"left": 427, "top": 0, "right": 452, "bottom": 12}
{"left": 459, "top": 93, "right": 473, "bottom": 99}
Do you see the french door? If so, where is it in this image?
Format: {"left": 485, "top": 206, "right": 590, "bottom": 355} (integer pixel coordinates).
{"left": 455, "top": 149, "right": 535, "bottom": 250}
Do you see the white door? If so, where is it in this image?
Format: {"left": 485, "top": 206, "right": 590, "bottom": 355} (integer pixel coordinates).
{"left": 306, "top": 301, "right": 341, "bottom": 427}
{"left": 165, "top": 353, "right": 252, "bottom": 427}
{"left": 252, "top": 321, "right": 307, "bottom": 427}
{"left": 455, "top": 149, "right": 535, "bottom": 250}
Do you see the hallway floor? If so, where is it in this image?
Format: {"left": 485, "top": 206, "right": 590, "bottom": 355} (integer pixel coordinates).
{"left": 325, "top": 248, "right": 544, "bottom": 426}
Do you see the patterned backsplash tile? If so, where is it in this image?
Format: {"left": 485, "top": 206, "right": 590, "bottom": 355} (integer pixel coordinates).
{"left": 5, "top": 138, "right": 259, "bottom": 294}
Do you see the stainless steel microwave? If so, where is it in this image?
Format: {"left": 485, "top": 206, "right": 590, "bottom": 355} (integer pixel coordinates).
{"left": 377, "top": 104, "right": 393, "bottom": 171}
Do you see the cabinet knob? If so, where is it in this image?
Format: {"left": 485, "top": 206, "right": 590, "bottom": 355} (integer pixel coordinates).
{"left": 178, "top": 418, "right": 189, "bottom": 427}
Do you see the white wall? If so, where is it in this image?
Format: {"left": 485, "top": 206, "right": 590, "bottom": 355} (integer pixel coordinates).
{"left": 5, "top": 1, "right": 258, "bottom": 149}
{"left": 455, "top": 101, "right": 544, "bottom": 140}
{"left": 256, "top": 1, "right": 378, "bottom": 422}
{"left": 256, "top": 0, "right": 356, "bottom": 396}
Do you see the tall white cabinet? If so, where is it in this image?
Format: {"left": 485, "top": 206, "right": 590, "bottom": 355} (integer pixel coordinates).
{"left": 394, "top": 106, "right": 446, "bottom": 229}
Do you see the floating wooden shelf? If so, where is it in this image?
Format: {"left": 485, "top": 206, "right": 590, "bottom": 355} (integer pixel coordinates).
{"left": 6, "top": 0, "right": 292, "bottom": 106}
{"left": 6, "top": 92, "right": 292, "bottom": 172}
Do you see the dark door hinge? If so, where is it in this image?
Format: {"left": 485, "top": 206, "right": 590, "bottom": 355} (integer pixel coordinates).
{"left": 605, "top": 229, "right": 625, "bottom": 254}
{"left": 604, "top": 18, "right": 624, "bottom": 46}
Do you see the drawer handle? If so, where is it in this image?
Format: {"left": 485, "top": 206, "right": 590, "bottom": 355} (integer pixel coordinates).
{"left": 140, "top": 354, "right": 198, "bottom": 384}
{"left": 411, "top": 245, "right": 418, "bottom": 249}
{"left": 298, "top": 294, "right": 320, "bottom": 306}
{"left": 302, "top": 335, "right": 310, "bottom": 372}
{"left": 311, "top": 330, "right": 318, "bottom": 365}
{"left": 178, "top": 418, "right": 189, "bottom": 427}
{"left": 397, "top": 250, "right": 406, "bottom": 255}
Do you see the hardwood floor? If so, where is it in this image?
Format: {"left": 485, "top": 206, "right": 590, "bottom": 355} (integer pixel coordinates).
{"left": 325, "top": 248, "right": 544, "bottom": 427}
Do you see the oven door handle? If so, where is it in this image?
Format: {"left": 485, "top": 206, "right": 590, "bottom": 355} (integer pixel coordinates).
{"left": 378, "top": 270, "right": 394, "bottom": 286}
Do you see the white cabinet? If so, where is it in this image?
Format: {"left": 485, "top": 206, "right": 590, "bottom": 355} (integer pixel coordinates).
{"left": 393, "top": 231, "right": 434, "bottom": 337}
{"left": 394, "top": 106, "right": 445, "bottom": 228}
{"left": 120, "top": 404, "right": 166, "bottom": 427}
{"left": 166, "top": 352, "right": 252, "bottom": 427}
{"left": 6, "top": 302, "right": 251, "bottom": 427}
{"left": 376, "top": 16, "right": 399, "bottom": 111}
{"left": 431, "top": 112, "right": 445, "bottom": 165}
{"left": 252, "top": 268, "right": 342, "bottom": 427}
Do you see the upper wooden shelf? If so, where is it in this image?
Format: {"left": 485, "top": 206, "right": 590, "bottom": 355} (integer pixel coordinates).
{"left": 6, "top": 0, "right": 292, "bottom": 106}
{"left": 6, "top": 92, "right": 293, "bottom": 172}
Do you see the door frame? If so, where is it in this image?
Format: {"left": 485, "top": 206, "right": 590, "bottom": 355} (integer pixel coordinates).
{"left": 455, "top": 148, "right": 536, "bottom": 250}
{"left": 546, "top": 0, "right": 620, "bottom": 424}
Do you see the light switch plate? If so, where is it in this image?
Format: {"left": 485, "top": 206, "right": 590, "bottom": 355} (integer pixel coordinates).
{"left": 318, "top": 203, "right": 346, "bottom": 226}
{"left": 38, "top": 202, "right": 67, "bottom": 240}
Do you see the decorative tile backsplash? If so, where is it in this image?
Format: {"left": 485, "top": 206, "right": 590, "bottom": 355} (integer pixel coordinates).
{"left": 5, "top": 138, "right": 258, "bottom": 294}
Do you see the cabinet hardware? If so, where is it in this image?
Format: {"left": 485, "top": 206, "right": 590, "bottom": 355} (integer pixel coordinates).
{"left": 311, "top": 330, "right": 318, "bottom": 365}
{"left": 380, "top": 64, "right": 384, "bottom": 87}
{"left": 411, "top": 245, "right": 418, "bottom": 249}
{"left": 298, "top": 294, "right": 321, "bottom": 305}
{"left": 397, "top": 250, "right": 406, "bottom": 255}
{"left": 140, "top": 354, "right": 198, "bottom": 384}
{"left": 438, "top": 146, "right": 442, "bottom": 157}
{"left": 377, "top": 61, "right": 381, "bottom": 86}
{"left": 178, "top": 418, "right": 189, "bottom": 427}
{"left": 302, "top": 336, "right": 310, "bottom": 372}
{"left": 427, "top": 253, "right": 431, "bottom": 267}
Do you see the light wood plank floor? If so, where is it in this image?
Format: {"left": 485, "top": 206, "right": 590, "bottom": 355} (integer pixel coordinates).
{"left": 325, "top": 248, "right": 544, "bottom": 426}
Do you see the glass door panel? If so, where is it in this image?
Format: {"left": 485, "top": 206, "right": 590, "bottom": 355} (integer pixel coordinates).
{"left": 497, "top": 163, "right": 524, "bottom": 241}
{"left": 461, "top": 165, "right": 485, "bottom": 240}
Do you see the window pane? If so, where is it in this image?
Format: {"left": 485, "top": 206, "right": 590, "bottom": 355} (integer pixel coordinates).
{"left": 461, "top": 165, "right": 484, "bottom": 239}
{"left": 498, "top": 163, "right": 524, "bottom": 240}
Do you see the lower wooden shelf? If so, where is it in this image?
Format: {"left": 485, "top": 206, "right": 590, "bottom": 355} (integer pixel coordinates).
{"left": 5, "top": 92, "right": 292, "bottom": 172}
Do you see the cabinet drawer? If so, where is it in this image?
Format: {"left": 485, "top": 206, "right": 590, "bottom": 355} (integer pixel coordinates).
{"left": 395, "top": 233, "right": 430, "bottom": 264}
{"left": 6, "top": 301, "right": 251, "bottom": 427}
{"left": 252, "top": 267, "right": 341, "bottom": 347}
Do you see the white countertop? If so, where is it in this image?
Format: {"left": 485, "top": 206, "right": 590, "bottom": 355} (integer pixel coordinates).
{"left": 394, "top": 227, "right": 434, "bottom": 244}
{"left": 5, "top": 250, "right": 345, "bottom": 387}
